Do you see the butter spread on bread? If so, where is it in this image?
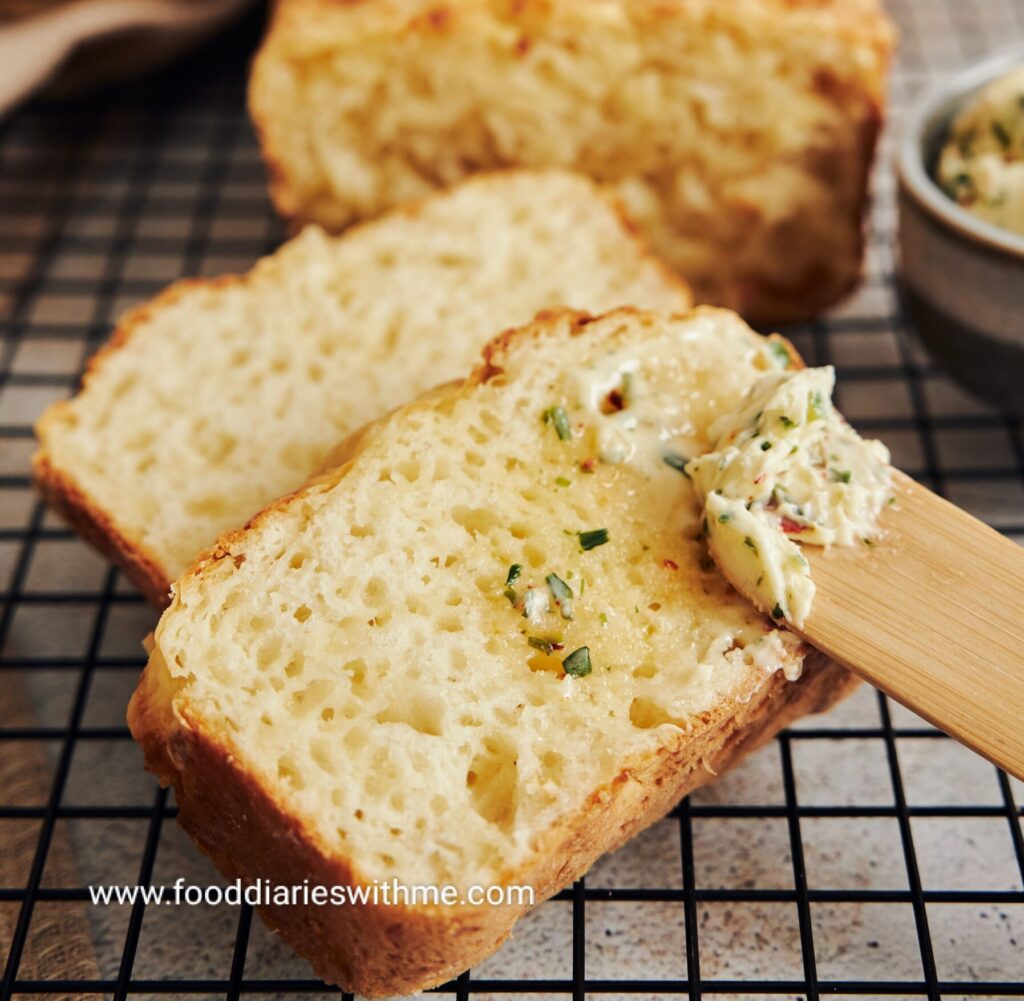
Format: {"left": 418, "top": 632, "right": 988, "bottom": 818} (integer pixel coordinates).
{"left": 128, "top": 307, "right": 856, "bottom": 996}
{"left": 687, "top": 366, "right": 892, "bottom": 626}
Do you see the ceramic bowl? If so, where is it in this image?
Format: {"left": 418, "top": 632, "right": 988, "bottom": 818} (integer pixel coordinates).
{"left": 897, "top": 47, "right": 1024, "bottom": 416}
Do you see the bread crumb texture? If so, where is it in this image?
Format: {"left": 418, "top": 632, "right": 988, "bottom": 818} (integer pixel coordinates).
{"left": 250, "top": 0, "right": 894, "bottom": 321}
{"left": 34, "top": 171, "right": 688, "bottom": 594}
{"left": 141, "top": 308, "right": 809, "bottom": 895}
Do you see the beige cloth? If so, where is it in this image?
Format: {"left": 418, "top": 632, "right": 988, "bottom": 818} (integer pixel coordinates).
{"left": 0, "top": 0, "right": 251, "bottom": 116}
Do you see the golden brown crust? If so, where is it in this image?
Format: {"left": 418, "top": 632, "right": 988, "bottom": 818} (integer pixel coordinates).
{"left": 130, "top": 644, "right": 855, "bottom": 996}
{"left": 32, "top": 454, "right": 171, "bottom": 606}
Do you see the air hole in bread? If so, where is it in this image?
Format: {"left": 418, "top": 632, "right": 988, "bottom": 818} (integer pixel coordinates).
{"left": 466, "top": 736, "right": 518, "bottom": 832}
{"left": 396, "top": 458, "right": 420, "bottom": 482}
{"left": 375, "top": 695, "right": 444, "bottom": 737}
{"left": 291, "top": 678, "right": 332, "bottom": 715}
{"left": 629, "top": 697, "right": 683, "bottom": 730}
{"left": 278, "top": 756, "right": 304, "bottom": 789}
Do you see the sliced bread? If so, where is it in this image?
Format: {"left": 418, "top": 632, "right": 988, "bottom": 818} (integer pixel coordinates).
{"left": 33, "top": 170, "right": 690, "bottom": 603}
{"left": 249, "top": 0, "right": 894, "bottom": 322}
{"left": 128, "top": 306, "right": 856, "bottom": 996}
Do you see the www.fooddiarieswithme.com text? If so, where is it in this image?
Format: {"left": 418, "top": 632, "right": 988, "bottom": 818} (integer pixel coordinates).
{"left": 88, "top": 878, "right": 535, "bottom": 908}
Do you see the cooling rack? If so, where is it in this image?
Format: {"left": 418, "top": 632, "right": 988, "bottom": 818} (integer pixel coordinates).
{"left": 1, "top": 0, "right": 1022, "bottom": 998}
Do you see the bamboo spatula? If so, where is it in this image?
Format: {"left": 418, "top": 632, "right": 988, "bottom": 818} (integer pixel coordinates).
{"left": 730, "top": 470, "right": 1024, "bottom": 780}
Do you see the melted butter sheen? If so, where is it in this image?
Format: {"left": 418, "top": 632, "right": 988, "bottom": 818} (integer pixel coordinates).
{"left": 685, "top": 367, "right": 891, "bottom": 627}
{"left": 571, "top": 342, "right": 702, "bottom": 480}
{"left": 545, "top": 320, "right": 808, "bottom": 686}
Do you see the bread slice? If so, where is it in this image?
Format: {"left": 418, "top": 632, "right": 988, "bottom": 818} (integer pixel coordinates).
{"left": 33, "top": 170, "right": 690, "bottom": 604}
{"left": 248, "top": 0, "right": 894, "bottom": 323}
{"left": 128, "top": 306, "right": 857, "bottom": 996}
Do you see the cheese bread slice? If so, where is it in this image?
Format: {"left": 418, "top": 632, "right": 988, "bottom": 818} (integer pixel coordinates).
{"left": 129, "top": 306, "right": 855, "bottom": 996}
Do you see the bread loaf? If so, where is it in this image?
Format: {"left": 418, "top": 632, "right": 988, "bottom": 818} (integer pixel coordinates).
{"left": 34, "top": 170, "right": 689, "bottom": 603}
{"left": 128, "top": 306, "right": 856, "bottom": 996}
{"left": 249, "top": 0, "right": 894, "bottom": 322}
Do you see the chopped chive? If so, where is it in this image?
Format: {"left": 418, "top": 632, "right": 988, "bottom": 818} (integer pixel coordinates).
{"left": 717, "top": 512, "right": 732, "bottom": 524}
{"left": 830, "top": 469, "right": 852, "bottom": 484}
{"left": 599, "top": 612, "right": 608, "bottom": 626}
{"left": 505, "top": 564, "right": 522, "bottom": 587}
{"left": 543, "top": 405, "right": 571, "bottom": 441}
{"left": 578, "top": 528, "right": 609, "bottom": 551}
{"left": 743, "top": 536, "right": 758, "bottom": 554}
{"left": 504, "top": 587, "right": 518, "bottom": 604}
{"left": 555, "top": 476, "right": 571, "bottom": 487}
{"left": 562, "top": 646, "right": 592, "bottom": 677}
{"left": 779, "top": 415, "right": 796, "bottom": 429}
{"left": 756, "top": 573, "right": 764, "bottom": 587}
{"left": 862, "top": 537, "right": 875, "bottom": 547}
{"left": 663, "top": 451, "right": 691, "bottom": 477}
{"left": 528, "top": 635, "right": 563, "bottom": 654}
{"left": 769, "top": 340, "right": 793, "bottom": 369}
{"left": 760, "top": 440, "right": 772, "bottom": 451}
{"left": 546, "top": 573, "right": 574, "bottom": 620}
{"left": 808, "top": 391, "right": 825, "bottom": 422}
{"left": 771, "top": 603, "right": 785, "bottom": 620}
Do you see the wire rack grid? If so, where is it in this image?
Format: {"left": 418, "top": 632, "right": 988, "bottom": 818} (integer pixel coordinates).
{"left": 0, "top": 1, "right": 1022, "bottom": 999}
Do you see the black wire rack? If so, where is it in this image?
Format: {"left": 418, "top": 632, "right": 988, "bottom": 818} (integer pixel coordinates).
{"left": 1, "top": 1, "right": 1023, "bottom": 998}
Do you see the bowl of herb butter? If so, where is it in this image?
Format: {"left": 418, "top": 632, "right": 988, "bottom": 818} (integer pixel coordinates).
{"left": 898, "top": 47, "right": 1024, "bottom": 416}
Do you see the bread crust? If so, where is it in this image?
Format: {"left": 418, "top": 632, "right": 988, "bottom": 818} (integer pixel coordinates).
{"left": 131, "top": 645, "right": 855, "bottom": 995}
{"left": 248, "top": 0, "right": 895, "bottom": 323}
{"left": 32, "top": 171, "right": 690, "bottom": 607}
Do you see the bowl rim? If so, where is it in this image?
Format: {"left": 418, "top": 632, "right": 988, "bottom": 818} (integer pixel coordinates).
{"left": 898, "top": 45, "right": 1024, "bottom": 261}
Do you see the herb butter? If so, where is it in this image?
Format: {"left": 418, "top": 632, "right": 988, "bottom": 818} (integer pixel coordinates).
{"left": 686, "top": 367, "right": 891, "bottom": 627}
{"left": 937, "top": 65, "right": 1024, "bottom": 236}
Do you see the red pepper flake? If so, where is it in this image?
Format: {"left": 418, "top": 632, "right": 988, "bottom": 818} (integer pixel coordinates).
{"left": 779, "top": 517, "right": 806, "bottom": 534}
{"left": 600, "top": 389, "right": 626, "bottom": 414}
{"left": 662, "top": 558, "right": 679, "bottom": 570}
{"left": 753, "top": 474, "right": 765, "bottom": 485}
{"left": 580, "top": 458, "right": 597, "bottom": 473}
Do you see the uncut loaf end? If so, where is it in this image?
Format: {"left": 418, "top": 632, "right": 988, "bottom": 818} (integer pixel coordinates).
{"left": 249, "top": 0, "right": 894, "bottom": 323}
{"left": 129, "top": 306, "right": 857, "bottom": 996}
{"left": 34, "top": 170, "right": 690, "bottom": 604}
